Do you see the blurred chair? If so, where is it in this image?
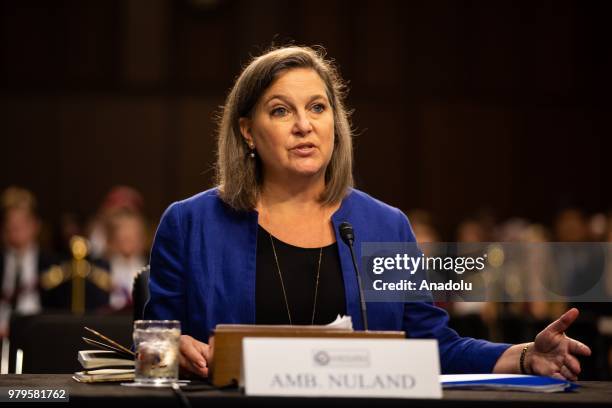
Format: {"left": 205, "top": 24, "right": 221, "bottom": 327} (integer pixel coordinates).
{"left": 7, "top": 313, "right": 132, "bottom": 373}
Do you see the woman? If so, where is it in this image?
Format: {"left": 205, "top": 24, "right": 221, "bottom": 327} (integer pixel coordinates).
{"left": 144, "top": 46, "right": 590, "bottom": 380}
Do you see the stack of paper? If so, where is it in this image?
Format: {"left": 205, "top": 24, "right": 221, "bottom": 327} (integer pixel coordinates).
{"left": 72, "top": 327, "right": 135, "bottom": 383}
{"left": 325, "top": 314, "right": 353, "bottom": 329}
{"left": 73, "top": 368, "right": 135, "bottom": 383}
{"left": 78, "top": 350, "right": 135, "bottom": 370}
{"left": 440, "top": 374, "right": 577, "bottom": 393}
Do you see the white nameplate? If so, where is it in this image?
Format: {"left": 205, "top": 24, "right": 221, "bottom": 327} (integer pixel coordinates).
{"left": 242, "top": 338, "right": 441, "bottom": 399}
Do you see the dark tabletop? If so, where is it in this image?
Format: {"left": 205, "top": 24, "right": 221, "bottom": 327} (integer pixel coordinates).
{"left": 0, "top": 374, "right": 611, "bottom": 407}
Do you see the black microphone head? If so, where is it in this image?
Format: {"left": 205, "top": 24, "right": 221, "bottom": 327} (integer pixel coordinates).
{"left": 339, "top": 222, "right": 355, "bottom": 246}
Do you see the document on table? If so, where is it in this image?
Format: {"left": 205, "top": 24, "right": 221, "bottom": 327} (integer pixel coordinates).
{"left": 324, "top": 314, "right": 353, "bottom": 329}
{"left": 440, "top": 374, "right": 577, "bottom": 393}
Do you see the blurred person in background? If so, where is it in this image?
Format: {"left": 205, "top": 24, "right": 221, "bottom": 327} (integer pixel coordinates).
{"left": 606, "top": 212, "right": 612, "bottom": 378}
{"left": 52, "top": 212, "right": 83, "bottom": 261}
{"left": 41, "top": 186, "right": 147, "bottom": 313}
{"left": 522, "top": 223, "right": 565, "bottom": 321}
{"left": 0, "top": 187, "right": 57, "bottom": 337}
{"left": 105, "top": 209, "right": 148, "bottom": 311}
{"left": 451, "top": 216, "right": 532, "bottom": 342}
{"left": 450, "top": 217, "right": 494, "bottom": 339}
{"left": 86, "top": 186, "right": 145, "bottom": 260}
{"left": 407, "top": 209, "right": 440, "bottom": 244}
{"left": 588, "top": 213, "right": 608, "bottom": 242}
{"left": 457, "top": 218, "right": 488, "bottom": 243}
{"left": 554, "top": 208, "right": 604, "bottom": 305}
{"left": 407, "top": 209, "right": 451, "bottom": 311}
{"left": 555, "top": 208, "right": 589, "bottom": 242}
{"left": 554, "top": 208, "right": 608, "bottom": 379}
{"left": 496, "top": 218, "right": 532, "bottom": 320}
{"left": 606, "top": 212, "right": 612, "bottom": 299}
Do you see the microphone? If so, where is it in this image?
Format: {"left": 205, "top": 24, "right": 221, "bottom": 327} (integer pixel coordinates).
{"left": 339, "top": 222, "right": 368, "bottom": 331}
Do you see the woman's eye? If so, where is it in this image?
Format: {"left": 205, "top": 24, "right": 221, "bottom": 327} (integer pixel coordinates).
{"left": 271, "top": 107, "right": 288, "bottom": 117}
{"left": 311, "top": 103, "right": 326, "bottom": 113}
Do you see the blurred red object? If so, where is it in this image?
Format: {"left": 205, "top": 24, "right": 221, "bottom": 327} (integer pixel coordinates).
{"left": 100, "top": 186, "right": 144, "bottom": 214}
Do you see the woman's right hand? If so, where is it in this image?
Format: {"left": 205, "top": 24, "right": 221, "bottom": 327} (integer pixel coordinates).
{"left": 178, "top": 335, "right": 210, "bottom": 378}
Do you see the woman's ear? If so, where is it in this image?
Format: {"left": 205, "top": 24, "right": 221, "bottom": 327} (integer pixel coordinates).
{"left": 239, "top": 117, "right": 254, "bottom": 147}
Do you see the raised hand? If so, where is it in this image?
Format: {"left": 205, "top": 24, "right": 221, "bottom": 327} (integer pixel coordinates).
{"left": 527, "top": 308, "right": 592, "bottom": 380}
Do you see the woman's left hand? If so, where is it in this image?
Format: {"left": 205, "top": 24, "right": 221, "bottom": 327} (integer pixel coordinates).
{"left": 527, "top": 308, "right": 592, "bottom": 380}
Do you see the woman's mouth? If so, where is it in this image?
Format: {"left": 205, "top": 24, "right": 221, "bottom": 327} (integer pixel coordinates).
{"left": 291, "top": 143, "right": 316, "bottom": 156}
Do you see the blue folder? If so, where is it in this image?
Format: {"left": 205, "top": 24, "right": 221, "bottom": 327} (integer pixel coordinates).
{"left": 440, "top": 374, "right": 578, "bottom": 393}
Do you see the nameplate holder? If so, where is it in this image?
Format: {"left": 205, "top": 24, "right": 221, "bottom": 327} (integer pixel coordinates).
{"left": 242, "top": 337, "right": 441, "bottom": 399}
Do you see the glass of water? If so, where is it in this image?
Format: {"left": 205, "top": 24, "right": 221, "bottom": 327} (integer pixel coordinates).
{"left": 133, "top": 320, "right": 181, "bottom": 385}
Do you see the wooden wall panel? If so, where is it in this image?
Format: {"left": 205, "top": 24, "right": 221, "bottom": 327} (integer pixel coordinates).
{"left": 0, "top": 0, "right": 609, "bottom": 237}
{"left": 173, "top": 98, "right": 219, "bottom": 201}
{"left": 56, "top": 96, "right": 168, "bottom": 218}
{"left": 0, "top": 96, "right": 61, "bottom": 219}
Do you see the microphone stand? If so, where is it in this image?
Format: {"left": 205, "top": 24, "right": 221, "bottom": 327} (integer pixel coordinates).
{"left": 339, "top": 222, "right": 369, "bottom": 331}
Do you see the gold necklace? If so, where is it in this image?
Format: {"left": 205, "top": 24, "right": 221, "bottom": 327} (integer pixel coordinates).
{"left": 269, "top": 233, "right": 322, "bottom": 325}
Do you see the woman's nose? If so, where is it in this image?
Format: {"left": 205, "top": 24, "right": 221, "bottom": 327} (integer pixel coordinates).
{"left": 293, "top": 112, "right": 313, "bottom": 136}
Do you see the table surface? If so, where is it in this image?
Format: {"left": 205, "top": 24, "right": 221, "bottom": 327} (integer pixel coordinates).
{"left": 0, "top": 374, "right": 611, "bottom": 407}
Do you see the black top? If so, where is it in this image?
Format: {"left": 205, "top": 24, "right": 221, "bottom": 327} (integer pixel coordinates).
{"left": 255, "top": 225, "right": 346, "bottom": 325}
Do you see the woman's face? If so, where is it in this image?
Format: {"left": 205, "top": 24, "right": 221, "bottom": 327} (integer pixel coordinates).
{"left": 240, "top": 68, "right": 335, "bottom": 183}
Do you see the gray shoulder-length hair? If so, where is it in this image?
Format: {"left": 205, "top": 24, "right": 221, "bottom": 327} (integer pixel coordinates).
{"left": 215, "top": 45, "right": 354, "bottom": 211}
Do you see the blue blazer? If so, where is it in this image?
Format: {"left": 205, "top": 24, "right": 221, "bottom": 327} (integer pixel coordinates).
{"left": 144, "top": 188, "right": 510, "bottom": 373}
